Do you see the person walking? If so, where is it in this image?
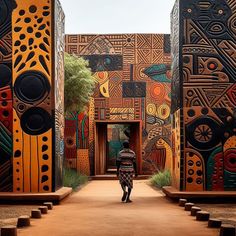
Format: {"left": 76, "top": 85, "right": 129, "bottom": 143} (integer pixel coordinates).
{"left": 116, "top": 140, "right": 138, "bottom": 203}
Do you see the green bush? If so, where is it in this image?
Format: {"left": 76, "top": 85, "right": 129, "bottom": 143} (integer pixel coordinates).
{"left": 150, "top": 170, "right": 172, "bottom": 189}
{"left": 63, "top": 168, "right": 88, "bottom": 191}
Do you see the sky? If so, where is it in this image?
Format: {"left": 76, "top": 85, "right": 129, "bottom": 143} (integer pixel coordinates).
{"left": 60, "top": 0, "right": 176, "bottom": 34}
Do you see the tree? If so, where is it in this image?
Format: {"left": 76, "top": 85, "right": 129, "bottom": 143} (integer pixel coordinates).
{"left": 64, "top": 53, "right": 96, "bottom": 115}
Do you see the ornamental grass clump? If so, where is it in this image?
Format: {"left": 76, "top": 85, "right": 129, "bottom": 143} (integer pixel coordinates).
{"left": 63, "top": 168, "right": 88, "bottom": 191}
{"left": 150, "top": 170, "right": 172, "bottom": 189}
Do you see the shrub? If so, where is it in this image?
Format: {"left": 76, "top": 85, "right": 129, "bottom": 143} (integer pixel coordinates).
{"left": 150, "top": 170, "right": 171, "bottom": 189}
{"left": 63, "top": 168, "right": 88, "bottom": 191}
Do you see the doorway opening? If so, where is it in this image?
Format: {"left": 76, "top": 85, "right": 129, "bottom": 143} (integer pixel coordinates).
{"left": 95, "top": 121, "right": 142, "bottom": 175}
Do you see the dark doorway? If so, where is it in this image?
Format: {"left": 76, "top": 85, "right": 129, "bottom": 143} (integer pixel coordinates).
{"left": 95, "top": 121, "right": 142, "bottom": 175}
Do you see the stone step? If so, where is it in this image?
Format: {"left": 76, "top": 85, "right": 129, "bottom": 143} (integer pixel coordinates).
{"left": 1, "top": 225, "right": 17, "bottom": 236}
{"left": 208, "top": 218, "right": 222, "bottom": 228}
{"left": 17, "top": 215, "right": 30, "bottom": 227}
{"left": 191, "top": 207, "right": 201, "bottom": 216}
{"left": 179, "top": 198, "right": 187, "bottom": 207}
{"left": 31, "top": 209, "right": 42, "bottom": 219}
{"left": 185, "top": 203, "right": 194, "bottom": 211}
{"left": 38, "top": 206, "right": 48, "bottom": 214}
{"left": 43, "top": 202, "right": 53, "bottom": 210}
{"left": 220, "top": 224, "right": 236, "bottom": 236}
{"left": 196, "top": 211, "right": 210, "bottom": 221}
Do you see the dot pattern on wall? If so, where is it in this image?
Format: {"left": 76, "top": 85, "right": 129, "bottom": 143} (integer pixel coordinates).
{"left": 65, "top": 34, "right": 172, "bottom": 175}
{"left": 11, "top": 0, "right": 65, "bottom": 193}
{"left": 0, "top": 0, "right": 16, "bottom": 192}
{"left": 171, "top": 0, "right": 236, "bottom": 191}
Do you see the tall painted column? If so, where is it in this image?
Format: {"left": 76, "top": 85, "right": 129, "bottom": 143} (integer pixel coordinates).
{"left": 171, "top": 0, "right": 236, "bottom": 191}
{"left": 11, "top": 0, "right": 65, "bottom": 193}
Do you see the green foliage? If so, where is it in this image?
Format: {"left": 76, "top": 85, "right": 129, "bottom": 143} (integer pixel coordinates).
{"left": 64, "top": 53, "right": 96, "bottom": 114}
{"left": 63, "top": 168, "right": 88, "bottom": 191}
{"left": 150, "top": 170, "right": 172, "bottom": 189}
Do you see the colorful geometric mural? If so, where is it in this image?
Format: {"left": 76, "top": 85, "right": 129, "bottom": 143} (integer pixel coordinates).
{"left": 171, "top": 0, "right": 236, "bottom": 191}
{"left": 0, "top": 0, "right": 65, "bottom": 193}
{"left": 65, "top": 34, "right": 172, "bottom": 175}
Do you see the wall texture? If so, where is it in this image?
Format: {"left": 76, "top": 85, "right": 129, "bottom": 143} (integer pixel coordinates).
{"left": 171, "top": 0, "right": 236, "bottom": 191}
{"left": 65, "top": 34, "right": 172, "bottom": 175}
{"left": 0, "top": 0, "right": 64, "bottom": 192}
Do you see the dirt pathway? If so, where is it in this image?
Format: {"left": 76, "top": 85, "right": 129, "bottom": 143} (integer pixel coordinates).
{"left": 18, "top": 180, "right": 219, "bottom": 236}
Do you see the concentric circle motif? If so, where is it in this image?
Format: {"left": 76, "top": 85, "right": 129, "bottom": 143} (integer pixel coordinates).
{"left": 224, "top": 149, "right": 236, "bottom": 173}
{"left": 150, "top": 84, "right": 166, "bottom": 102}
{"left": 146, "top": 103, "right": 156, "bottom": 116}
{"left": 20, "top": 107, "right": 52, "bottom": 135}
{"left": 14, "top": 71, "right": 50, "bottom": 104}
{"left": 157, "top": 104, "right": 170, "bottom": 120}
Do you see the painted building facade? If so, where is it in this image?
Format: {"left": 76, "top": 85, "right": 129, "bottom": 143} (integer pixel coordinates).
{"left": 171, "top": 0, "right": 236, "bottom": 191}
{"left": 0, "top": 0, "right": 65, "bottom": 193}
{"left": 65, "top": 34, "right": 172, "bottom": 176}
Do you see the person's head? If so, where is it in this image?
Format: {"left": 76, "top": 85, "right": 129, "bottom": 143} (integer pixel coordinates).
{"left": 123, "top": 140, "right": 129, "bottom": 149}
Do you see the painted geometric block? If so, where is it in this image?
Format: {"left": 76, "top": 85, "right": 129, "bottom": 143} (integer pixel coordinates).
{"left": 9, "top": 0, "right": 64, "bottom": 193}
{"left": 77, "top": 149, "right": 90, "bottom": 176}
{"left": 171, "top": 0, "right": 236, "bottom": 191}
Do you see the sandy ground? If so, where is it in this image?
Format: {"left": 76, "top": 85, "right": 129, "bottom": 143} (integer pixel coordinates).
{"left": 198, "top": 203, "right": 236, "bottom": 226}
{"left": 15, "top": 180, "right": 219, "bottom": 236}
{"left": 0, "top": 205, "right": 36, "bottom": 228}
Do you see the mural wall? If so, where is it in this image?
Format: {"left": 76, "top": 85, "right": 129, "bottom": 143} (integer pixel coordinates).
{"left": 0, "top": 0, "right": 65, "bottom": 193}
{"left": 65, "top": 34, "right": 172, "bottom": 175}
{"left": 171, "top": 0, "right": 236, "bottom": 191}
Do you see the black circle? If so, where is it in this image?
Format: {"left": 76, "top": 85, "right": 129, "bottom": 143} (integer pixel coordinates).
{"left": 17, "top": 103, "right": 25, "bottom": 111}
{"left": 43, "top": 185, "right": 49, "bottom": 191}
{"left": 197, "top": 170, "right": 203, "bottom": 176}
{"left": 187, "top": 109, "right": 195, "bottom": 117}
{"left": 189, "top": 152, "right": 194, "bottom": 157}
{"left": 196, "top": 161, "right": 202, "bottom": 167}
{"left": 42, "top": 175, "right": 48, "bottom": 183}
{"left": 24, "top": 17, "right": 31, "bottom": 23}
{"left": 35, "top": 32, "right": 41, "bottom": 38}
{"left": 42, "top": 165, "right": 49, "bottom": 172}
{"left": 27, "top": 27, "right": 33, "bottom": 33}
{"left": 188, "top": 160, "right": 194, "bottom": 166}
{"left": 14, "top": 71, "right": 50, "bottom": 104}
{"left": 20, "top": 34, "right": 26, "bottom": 40}
{"left": 2, "top": 110, "right": 9, "bottom": 117}
{"left": 183, "top": 56, "right": 190, "bottom": 63}
{"left": 187, "top": 177, "right": 193, "bottom": 183}
{"left": 43, "top": 154, "right": 49, "bottom": 160}
{"left": 29, "top": 5, "right": 37, "bottom": 13}
{"left": 2, "top": 101, "right": 7, "bottom": 106}
{"left": 19, "top": 10, "right": 25, "bottom": 16}
{"left": 20, "top": 107, "right": 52, "bottom": 135}
{"left": 0, "top": 64, "right": 12, "bottom": 88}
{"left": 201, "top": 107, "right": 209, "bottom": 115}
{"left": 42, "top": 136, "right": 48, "bottom": 142}
{"left": 20, "top": 45, "right": 27, "bottom": 52}
{"left": 1, "top": 92, "right": 7, "bottom": 98}
{"left": 17, "top": 187, "right": 20, "bottom": 191}
{"left": 14, "top": 40, "right": 21, "bottom": 46}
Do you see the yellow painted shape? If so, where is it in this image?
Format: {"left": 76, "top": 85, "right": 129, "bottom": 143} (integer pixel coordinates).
{"left": 100, "top": 80, "right": 110, "bottom": 98}
{"left": 77, "top": 149, "right": 90, "bottom": 176}
{"left": 156, "top": 138, "right": 172, "bottom": 171}
{"left": 157, "top": 104, "right": 170, "bottom": 120}
{"left": 224, "top": 135, "right": 236, "bottom": 151}
{"left": 146, "top": 103, "right": 156, "bottom": 116}
{"left": 30, "top": 136, "right": 38, "bottom": 192}
{"left": 38, "top": 130, "right": 52, "bottom": 192}
{"left": 23, "top": 133, "right": 31, "bottom": 192}
{"left": 12, "top": 0, "right": 52, "bottom": 81}
{"left": 13, "top": 109, "right": 23, "bottom": 193}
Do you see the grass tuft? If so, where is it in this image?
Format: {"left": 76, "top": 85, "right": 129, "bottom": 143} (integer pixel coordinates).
{"left": 63, "top": 168, "right": 88, "bottom": 191}
{"left": 150, "top": 170, "right": 172, "bottom": 189}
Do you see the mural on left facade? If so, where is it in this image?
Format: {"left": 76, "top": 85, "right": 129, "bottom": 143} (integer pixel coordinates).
{"left": 0, "top": 0, "right": 64, "bottom": 193}
{"left": 65, "top": 34, "right": 172, "bottom": 175}
{"left": 0, "top": 0, "right": 16, "bottom": 192}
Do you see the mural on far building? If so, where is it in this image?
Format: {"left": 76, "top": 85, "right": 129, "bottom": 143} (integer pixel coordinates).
{"left": 65, "top": 34, "right": 172, "bottom": 175}
{"left": 171, "top": 0, "right": 236, "bottom": 191}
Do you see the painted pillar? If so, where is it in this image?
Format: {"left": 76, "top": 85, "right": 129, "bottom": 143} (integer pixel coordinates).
{"left": 171, "top": 0, "right": 236, "bottom": 191}
{"left": 0, "top": 0, "right": 65, "bottom": 193}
